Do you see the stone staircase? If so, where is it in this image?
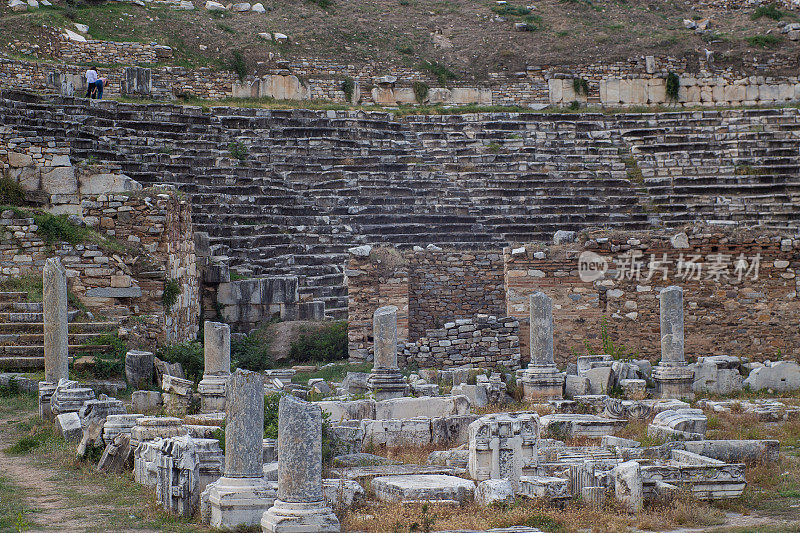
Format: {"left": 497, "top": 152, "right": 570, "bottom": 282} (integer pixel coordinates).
{"left": 0, "top": 291, "right": 118, "bottom": 370}
{"left": 617, "top": 108, "right": 800, "bottom": 229}
{"left": 2, "top": 90, "right": 799, "bottom": 320}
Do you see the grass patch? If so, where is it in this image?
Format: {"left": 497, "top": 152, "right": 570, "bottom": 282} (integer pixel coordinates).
{"left": 231, "top": 329, "right": 273, "bottom": 372}
{"left": 0, "top": 474, "right": 37, "bottom": 532}
{"left": 162, "top": 278, "right": 181, "bottom": 310}
{"left": 0, "top": 175, "right": 26, "bottom": 206}
{"left": 291, "top": 360, "right": 372, "bottom": 386}
{"left": 746, "top": 34, "right": 783, "bottom": 48}
{"left": 751, "top": 4, "right": 785, "bottom": 20}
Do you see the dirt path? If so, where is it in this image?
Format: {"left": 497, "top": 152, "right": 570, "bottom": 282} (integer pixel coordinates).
{"left": 0, "top": 413, "right": 159, "bottom": 533}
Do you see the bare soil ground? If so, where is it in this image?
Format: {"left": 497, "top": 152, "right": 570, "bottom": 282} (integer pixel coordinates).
{"left": 0, "top": 0, "right": 799, "bottom": 80}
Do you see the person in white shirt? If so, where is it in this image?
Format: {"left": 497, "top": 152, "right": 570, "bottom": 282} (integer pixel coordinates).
{"left": 85, "top": 68, "right": 98, "bottom": 98}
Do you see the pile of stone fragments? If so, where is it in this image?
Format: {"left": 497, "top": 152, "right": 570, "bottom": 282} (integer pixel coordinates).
{"left": 12, "top": 257, "right": 797, "bottom": 532}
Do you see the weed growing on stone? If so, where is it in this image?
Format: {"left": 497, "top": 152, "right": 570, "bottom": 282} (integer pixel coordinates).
{"left": 0, "top": 175, "right": 26, "bottom": 206}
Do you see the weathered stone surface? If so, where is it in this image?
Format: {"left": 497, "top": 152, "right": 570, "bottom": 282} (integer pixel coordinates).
{"left": 56, "top": 411, "right": 83, "bottom": 442}
{"left": 613, "top": 460, "right": 643, "bottom": 513}
{"left": 648, "top": 408, "right": 707, "bottom": 441}
{"left": 207, "top": 369, "right": 274, "bottom": 529}
{"left": 743, "top": 361, "right": 800, "bottom": 392}
{"left": 681, "top": 439, "right": 779, "bottom": 464}
{"left": 43, "top": 258, "right": 69, "bottom": 384}
{"left": 522, "top": 292, "right": 564, "bottom": 400}
{"left": 371, "top": 474, "right": 475, "bottom": 503}
{"left": 475, "top": 478, "right": 514, "bottom": 506}
{"left": 368, "top": 306, "right": 407, "bottom": 400}
{"left": 452, "top": 384, "right": 488, "bottom": 408}
{"left": 468, "top": 412, "right": 539, "bottom": 490}
{"left": 375, "top": 395, "right": 470, "bottom": 420}
{"left": 322, "top": 478, "right": 364, "bottom": 509}
{"left": 518, "top": 475, "right": 570, "bottom": 500}
{"left": 540, "top": 414, "right": 625, "bottom": 438}
{"left": 97, "top": 433, "right": 133, "bottom": 473}
{"left": 199, "top": 321, "right": 231, "bottom": 413}
{"left": 261, "top": 394, "right": 340, "bottom": 532}
{"left": 318, "top": 399, "right": 376, "bottom": 423}
{"left": 125, "top": 350, "right": 154, "bottom": 388}
{"left": 132, "top": 390, "right": 163, "bottom": 413}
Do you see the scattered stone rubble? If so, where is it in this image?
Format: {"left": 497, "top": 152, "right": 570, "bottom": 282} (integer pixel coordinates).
{"left": 22, "top": 266, "right": 800, "bottom": 529}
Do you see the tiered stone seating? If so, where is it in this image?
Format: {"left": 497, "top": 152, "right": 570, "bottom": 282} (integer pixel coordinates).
{"left": 2, "top": 90, "right": 798, "bottom": 319}
{"left": 618, "top": 108, "right": 800, "bottom": 228}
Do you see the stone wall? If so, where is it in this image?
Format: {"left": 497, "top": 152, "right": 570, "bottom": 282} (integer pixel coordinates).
{"left": 408, "top": 250, "right": 506, "bottom": 341}
{"left": 58, "top": 36, "right": 173, "bottom": 65}
{"left": 0, "top": 188, "right": 199, "bottom": 347}
{"left": 346, "top": 247, "right": 409, "bottom": 362}
{"left": 1, "top": 127, "right": 199, "bottom": 345}
{"left": 348, "top": 227, "right": 800, "bottom": 366}
{"left": 6, "top": 43, "right": 800, "bottom": 108}
{"left": 398, "top": 315, "right": 521, "bottom": 370}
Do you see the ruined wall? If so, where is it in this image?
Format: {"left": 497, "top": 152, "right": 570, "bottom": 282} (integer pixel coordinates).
{"left": 349, "top": 227, "right": 800, "bottom": 366}
{"left": 408, "top": 250, "right": 506, "bottom": 341}
{"left": 346, "top": 248, "right": 409, "bottom": 362}
{"left": 0, "top": 125, "right": 200, "bottom": 350}
{"left": 58, "top": 37, "right": 173, "bottom": 65}
{"left": 505, "top": 228, "right": 800, "bottom": 365}
{"left": 398, "top": 315, "right": 521, "bottom": 370}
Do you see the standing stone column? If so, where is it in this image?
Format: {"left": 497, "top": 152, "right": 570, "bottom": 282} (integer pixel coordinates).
{"left": 207, "top": 369, "right": 275, "bottom": 529}
{"left": 521, "top": 292, "right": 565, "bottom": 400}
{"left": 198, "top": 321, "right": 231, "bottom": 413}
{"left": 261, "top": 395, "right": 340, "bottom": 533}
{"left": 653, "top": 286, "right": 693, "bottom": 399}
{"left": 39, "top": 257, "right": 69, "bottom": 419}
{"left": 366, "top": 306, "right": 407, "bottom": 400}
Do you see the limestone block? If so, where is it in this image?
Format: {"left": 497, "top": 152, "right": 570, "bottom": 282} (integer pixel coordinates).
{"left": 41, "top": 166, "right": 77, "bottom": 195}
{"left": 8, "top": 152, "right": 32, "bottom": 168}
{"left": 79, "top": 173, "right": 142, "bottom": 195}
{"left": 618, "top": 79, "right": 632, "bottom": 104}
{"left": 630, "top": 79, "right": 647, "bottom": 105}
{"left": 375, "top": 395, "right": 470, "bottom": 420}
{"left": 743, "top": 361, "right": 800, "bottom": 392}
{"left": 317, "top": 399, "right": 376, "bottom": 423}
{"left": 647, "top": 79, "right": 667, "bottom": 104}
{"left": 468, "top": 412, "right": 539, "bottom": 490}
{"left": 449, "top": 88, "right": 492, "bottom": 105}
{"left": 518, "top": 475, "right": 570, "bottom": 500}
{"left": 56, "top": 412, "right": 83, "bottom": 442}
{"left": 322, "top": 478, "right": 364, "bottom": 509}
{"left": 259, "top": 75, "right": 310, "bottom": 100}
{"left": 564, "top": 375, "right": 590, "bottom": 398}
{"left": 692, "top": 363, "right": 742, "bottom": 395}
{"left": 584, "top": 367, "right": 612, "bottom": 395}
{"left": 132, "top": 390, "right": 163, "bottom": 413}
{"left": 475, "top": 478, "right": 514, "bottom": 506}
{"left": 605, "top": 79, "right": 620, "bottom": 104}
{"left": 451, "top": 384, "right": 487, "bottom": 408}
{"left": 125, "top": 350, "right": 154, "bottom": 388}
{"left": 371, "top": 474, "right": 475, "bottom": 503}
{"left": 648, "top": 408, "right": 707, "bottom": 441}
{"left": 548, "top": 78, "right": 563, "bottom": 104}
{"left": 613, "top": 460, "right": 643, "bottom": 513}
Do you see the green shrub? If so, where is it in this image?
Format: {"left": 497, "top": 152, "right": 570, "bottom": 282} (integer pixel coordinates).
{"left": 77, "top": 332, "right": 127, "bottom": 379}
{"left": 228, "top": 50, "right": 248, "bottom": 80}
{"left": 573, "top": 77, "right": 589, "bottom": 96}
{"left": 341, "top": 77, "right": 355, "bottom": 103}
{"left": 232, "top": 333, "right": 273, "bottom": 372}
{"left": 568, "top": 100, "right": 580, "bottom": 110}
{"left": 308, "top": 0, "right": 332, "bottom": 7}
{"left": 666, "top": 72, "right": 680, "bottom": 101}
{"left": 158, "top": 341, "right": 204, "bottom": 383}
{"left": 412, "top": 81, "right": 429, "bottom": 103}
{"left": 162, "top": 279, "right": 181, "bottom": 310}
{"left": 746, "top": 34, "right": 783, "bottom": 48}
{"left": 264, "top": 392, "right": 281, "bottom": 438}
{"left": 32, "top": 212, "right": 90, "bottom": 245}
{"left": 419, "top": 61, "right": 457, "bottom": 85}
{"left": 288, "top": 321, "right": 347, "bottom": 363}
{"left": 751, "top": 4, "right": 784, "bottom": 20}
{"left": 228, "top": 141, "right": 248, "bottom": 161}
{"left": 0, "top": 176, "right": 25, "bottom": 206}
